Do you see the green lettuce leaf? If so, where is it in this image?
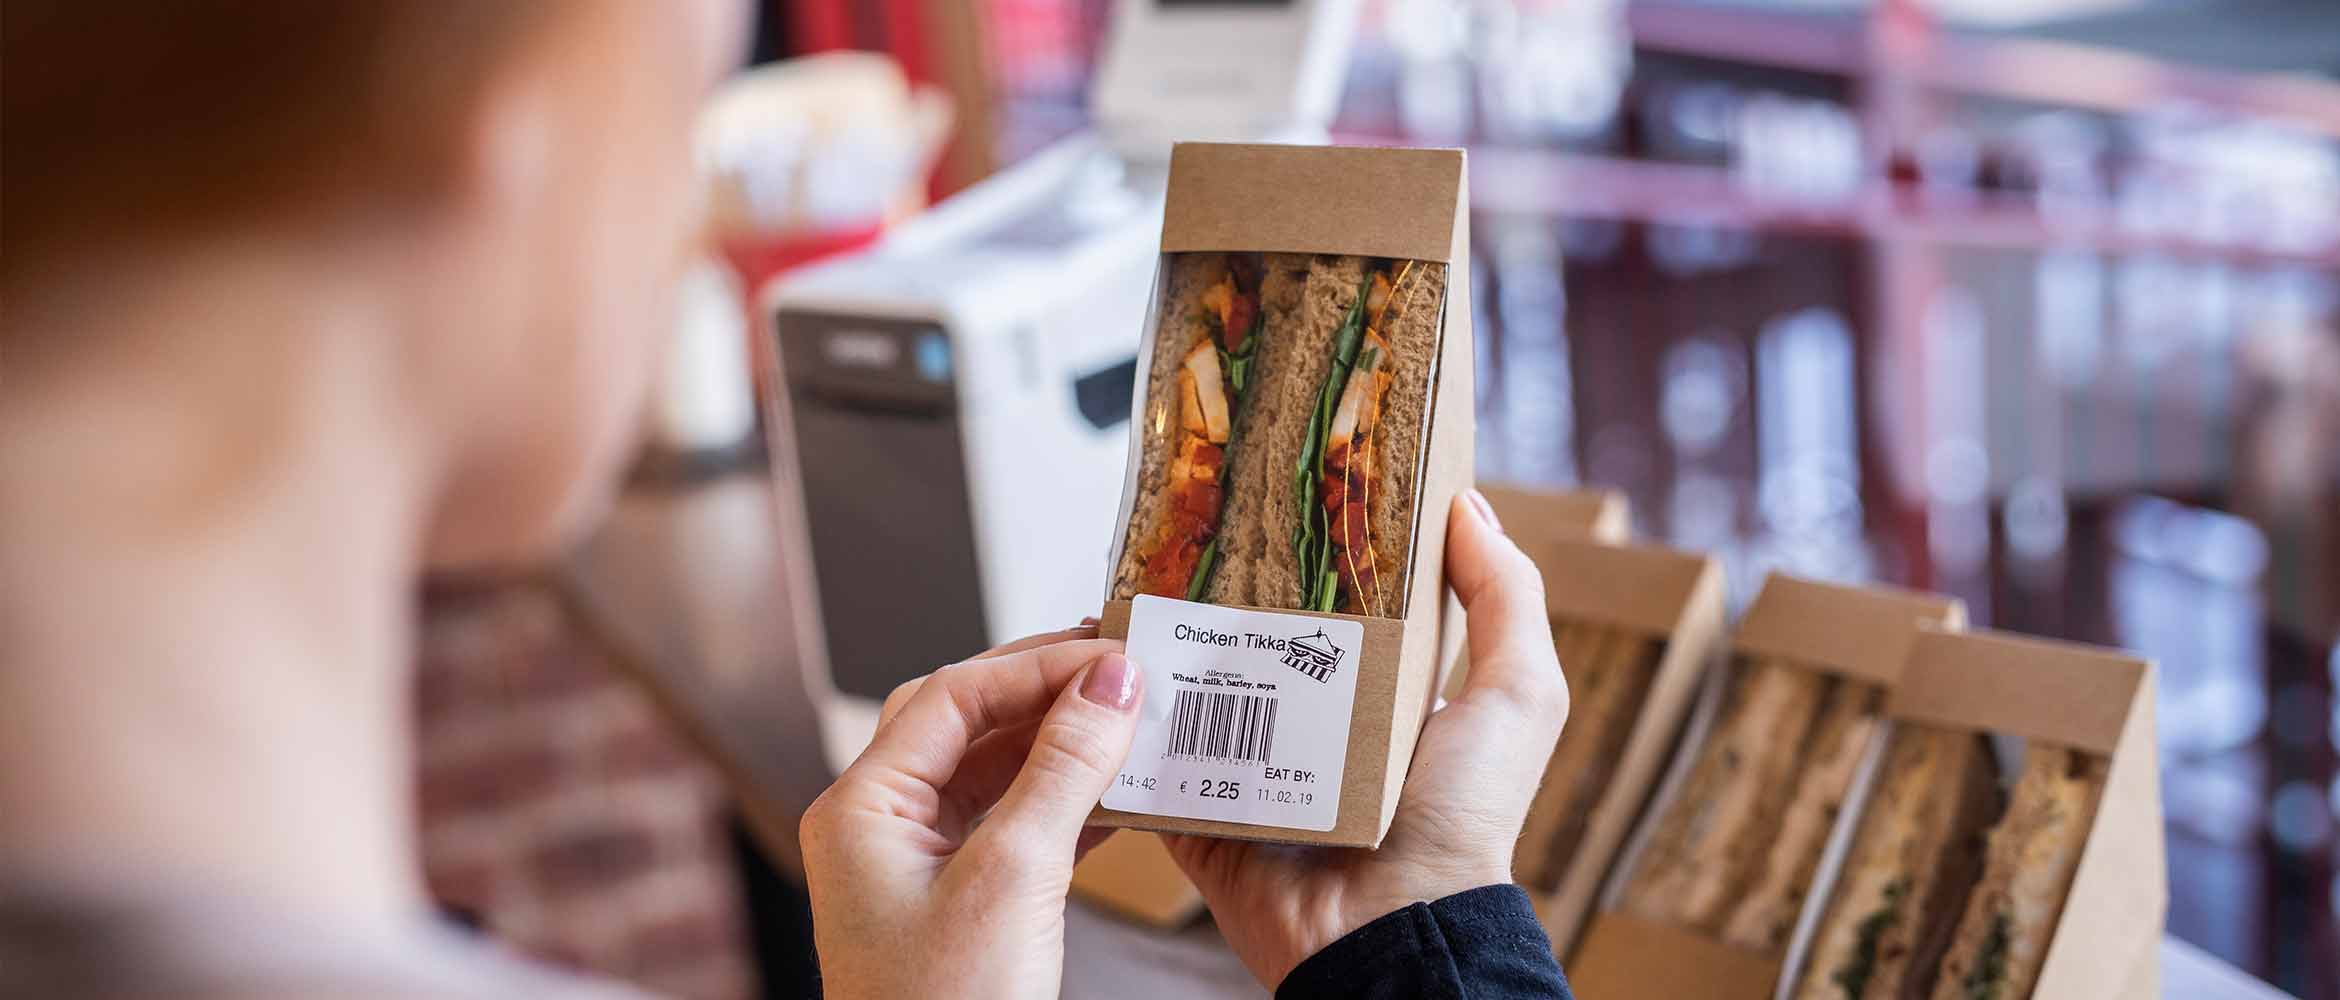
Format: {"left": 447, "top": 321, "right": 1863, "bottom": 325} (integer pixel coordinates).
{"left": 1291, "top": 273, "right": 1373, "bottom": 609}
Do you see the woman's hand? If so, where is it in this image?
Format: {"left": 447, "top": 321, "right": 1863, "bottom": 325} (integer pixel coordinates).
{"left": 1164, "top": 490, "right": 1570, "bottom": 989}
{"left": 800, "top": 625, "right": 1143, "bottom": 1000}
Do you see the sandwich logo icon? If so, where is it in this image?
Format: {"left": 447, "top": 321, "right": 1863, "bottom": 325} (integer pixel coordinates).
{"left": 1280, "top": 628, "right": 1344, "bottom": 683}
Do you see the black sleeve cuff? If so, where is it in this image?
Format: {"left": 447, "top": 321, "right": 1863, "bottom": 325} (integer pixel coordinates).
{"left": 1275, "top": 884, "right": 1572, "bottom": 1000}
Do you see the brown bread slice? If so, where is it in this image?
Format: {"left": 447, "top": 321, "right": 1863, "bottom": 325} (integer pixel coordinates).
{"left": 1722, "top": 679, "right": 1886, "bottom": 950}
{"left": 1927, "top": 746, "right": 2107, "bottom": 1000}
{"left": 1203, "top": 254, "right": 1360, "bottom": 609}
{"left": 1619, "top": 658, "right": 1829, "bottom": 929}
{"left": 1794, "top": 724, "right": 2001, "bottom": 1000}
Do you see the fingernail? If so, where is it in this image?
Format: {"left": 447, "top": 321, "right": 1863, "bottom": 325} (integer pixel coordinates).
{"left": 1081, "top": 653, "right": 1140, "bottom": 711}
{"left": 1078, "top": 616, "right": 1100, "bottom": 628}
{"left": 1465, "top": 488, "right": 1503, "bottom": 533}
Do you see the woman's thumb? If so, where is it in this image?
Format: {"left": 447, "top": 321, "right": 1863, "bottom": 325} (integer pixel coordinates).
{"left": 965, "top": 653, "right": 1143, "bottom": 866}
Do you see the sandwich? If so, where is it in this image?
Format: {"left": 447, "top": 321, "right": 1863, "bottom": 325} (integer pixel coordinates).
{"left": 1618, "top": 662, "right": 1881, "bottom": 938}
{"left": 1113, "top": 251, "right": 1290, "bottom": 601}
{"left": 1720, "top": 677, "right": 1886, "bottom": 949}
{"left": 1926, "top": 745, "right": 2106, "bottom": 1000}
{"left": 1795, "top": 724, "right": 2002, "bottom": 1000}
{"left": 1114, "top": 254, "right": 1448, "bottom": 617}
{"left": 1513, "top": 622, "right": 1660, "bottom": 890}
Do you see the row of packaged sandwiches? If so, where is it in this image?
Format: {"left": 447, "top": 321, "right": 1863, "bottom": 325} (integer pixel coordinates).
{"left": 1478, "top": 492, "right": 2156, "bottom": 1000}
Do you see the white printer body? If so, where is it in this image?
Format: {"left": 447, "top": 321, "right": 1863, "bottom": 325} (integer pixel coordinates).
{"left": 764, "top": 0, "right": 1359, "bottom": 770}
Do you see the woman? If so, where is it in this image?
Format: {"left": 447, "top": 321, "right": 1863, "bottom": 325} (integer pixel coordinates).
{"left": 2, "top": 3, "right": 1574, "bottom": 997}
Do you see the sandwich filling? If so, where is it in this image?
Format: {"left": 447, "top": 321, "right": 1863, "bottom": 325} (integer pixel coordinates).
{"left": 1927, "top": 746, "right": 2105, "bottom": 1000}
{"left": 1958, "top": 912, "right": 2014, "bottom": 1000}
{"left": 1794, "top": 725, "right": 2003, "bottom": 1000}
{"left": 1133, "top": 257, "right": 1264, "bottom": 600}
{"left": 1114, "top": 252, "right": 1441, "bottom": 613}
{"left": 1294, "top": 262, "right": 1418, "bottom": 615}
{"left": 1831, "top": 878, "right": 1908, "bottom": 999}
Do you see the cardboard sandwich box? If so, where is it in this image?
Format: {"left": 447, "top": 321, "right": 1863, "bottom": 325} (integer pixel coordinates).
{"left": 1440, "top": 485, "right": 1632, "bottom": 701}
{"left": 1775, "top": 628, "right": 2163, "bottom": 1000}
{"left": 1086, "top": 142, "right": 1474, "bottom": 849}
{"left": 1569, "top": 574, "right": 1965, "bottom": 995}
{"left": 1069, "top": 832, "right": 1204, "bottom": 928}
{"left": 1507, "top": 539, "right": 1728, "bottom": 954}
{"left": 1479, "top": 483, "right": 1631, "bottom": 550}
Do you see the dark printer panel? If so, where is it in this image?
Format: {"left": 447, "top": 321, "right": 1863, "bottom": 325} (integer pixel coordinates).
{"left": 775, "top": 310, "right": 990, "bottom": 700}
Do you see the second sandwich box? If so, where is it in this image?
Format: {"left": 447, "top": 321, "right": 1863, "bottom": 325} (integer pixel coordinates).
{"left": 1781, "top": 629, "right": 2163, "bottom": 1000}
{"left": 1511, "top": 538, "right": 1728, "bottom": 953}
{"left": 1088, "top": 142, "right": 1474, "bottom": 848}
{"left": 1570, "top": 574, "right": 1966, "bottom": 995}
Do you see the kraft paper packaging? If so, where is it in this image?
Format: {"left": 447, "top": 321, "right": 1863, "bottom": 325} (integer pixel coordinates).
{"left": 1570, "top": 575, "right": 1964, "bottom": 994}
{"left": 1070, "top": 490, "right": 1610, "bottom": 923}
{"left": 1439, "top": 485, "right": 1632, "bottom": 702}
{"left": 1087, "top": 142, "right": 1474, "bottom": 849}
{"left": 1512, "top": 540, "right": 1727, "bottom": 955}
{"left": 1479, "top": 484, "right": 1631, "bottom": 549}
{"left": 1573, "top": 615, "right": 2160, "bottom": 1000}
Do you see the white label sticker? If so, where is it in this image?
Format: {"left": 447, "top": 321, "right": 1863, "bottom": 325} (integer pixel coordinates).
{"left": 1102, "top": 595, "right": 1361, "bottom": 831}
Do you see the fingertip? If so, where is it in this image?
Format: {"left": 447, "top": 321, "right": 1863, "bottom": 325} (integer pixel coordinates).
{"left": 1079, "top": 652, "right": 1141, "bottom": 711}
{"left": 1447, "top": 490, "right": 1537, "bottom": 608}
{"left": 1464, "top": 487, "right": 1503, "bottom": 534}
{"left": 1445, "top": 493, "right": 1487, "bottom": 578}
{"left": 877, "top": 674, "right": 930, "bottom": 728}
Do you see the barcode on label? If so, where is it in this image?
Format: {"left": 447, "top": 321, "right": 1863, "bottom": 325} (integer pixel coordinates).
{"left": 1165, "top": 689, "right": 1279, "bottom": 765}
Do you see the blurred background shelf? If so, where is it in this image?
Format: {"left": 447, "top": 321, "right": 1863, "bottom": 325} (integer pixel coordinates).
{"left": 1461, "top": 146, "right": 2340, "bottom": 265}
{"left": 1625, "top": 0, "right": 2340, "bottom": 131}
